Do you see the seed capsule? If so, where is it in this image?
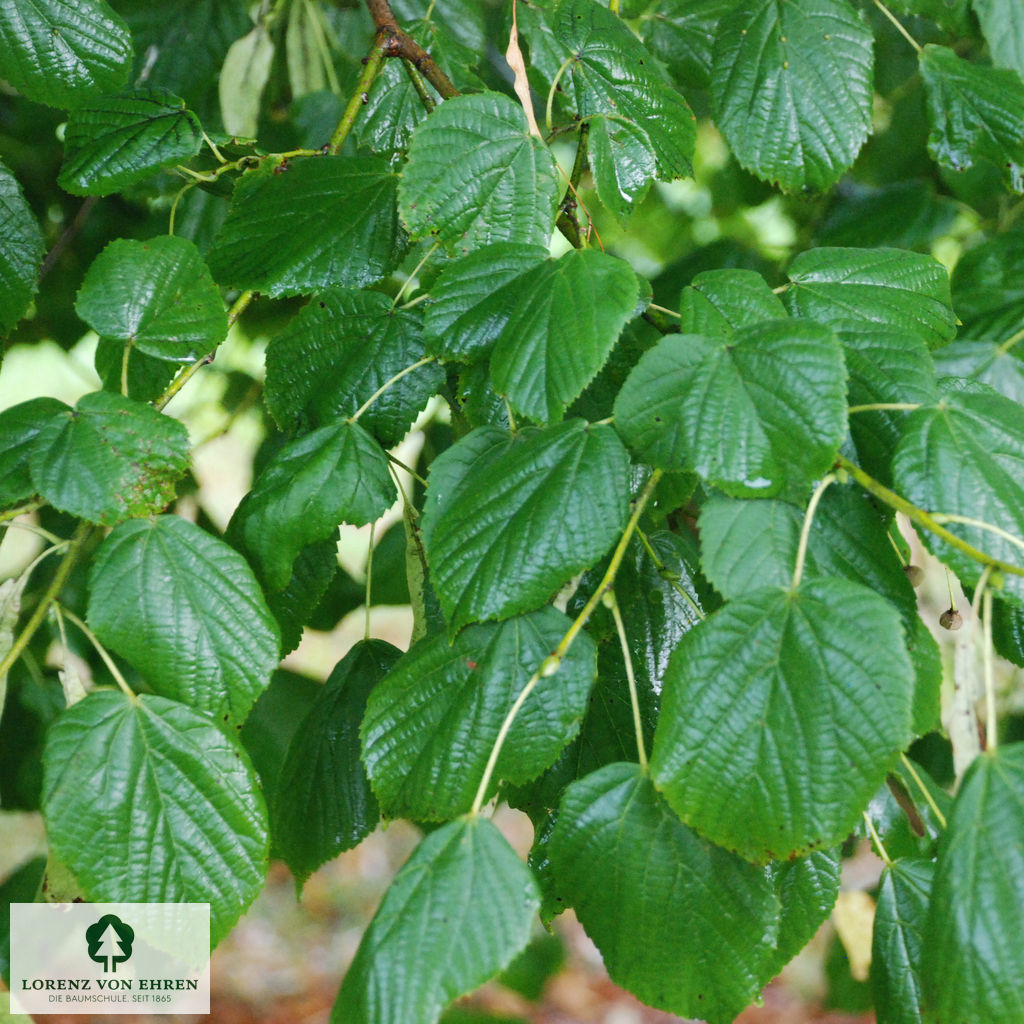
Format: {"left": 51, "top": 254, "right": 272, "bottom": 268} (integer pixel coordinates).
{"left": 903, "top": 564, "right": 925, "bottom": 588}
{"left": 939, "top": 607, "right": 963, "bottom": 631}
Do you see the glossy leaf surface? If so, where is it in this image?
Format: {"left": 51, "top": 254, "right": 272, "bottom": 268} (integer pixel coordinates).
{"left": 422, "top": 421, "right": 630, "bottom": 630}
{"left": 922, "top": 745, "right": 1024, "bottom": 1022}
{"left": 87, "top": 515, "right": 281, "bottom": 728}
{"left": 399, "top": 92, "right": 559, "bottom": 252}
{"left": 614, "top": 320, "right": 846, "bottom": 500}
{"left": 0, "top": 0, "right": 132, "bottom": 108}
{"left": 651, "top": 579, "right": 915, "bottom": 862}
{"left": 229, "top": 419, "right": 396, "bottom": 592}
{"left": 275, "top": 641, "right": 401, "bottom": 886}
{"left": 0, "top": 161, "right": 44, "bottom": 335}
{"left": 59, "top": 89, "right": 203, "bottom": 196}
{"left": 332, "top": 817, "right": 538, "bottom": 1024}
{"left": 29, "top": 391, "right": 189, "bottom": 525}
{"left": 76, "top": 235, "right": 226, "bottom": 362}
{"left": 362, "top": 608, "right": 596, "bottom": 820}
{"left": 42, "top": 691, "right": 268, "bottom": 945}
{"left": 549, "top": 763, "right": 780, "bottom": 1022}
{"left": 711, "top": 0, "right": 873, "bottom": 192}
{"left": 785, "top": 247, "right": 956, "bottom": 348}
{"left": 208, "top": 157, "right": 405, "bottom": 296}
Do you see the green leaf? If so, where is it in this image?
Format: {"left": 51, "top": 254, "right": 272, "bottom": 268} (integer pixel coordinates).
{"left": 94, "top": 336, "right": 178, "bottom": 402}
{"left": 42, "top": 691, "right": 268, "bottom": 945}
{"left": 920, "top": 44, "right": 1024, "bottom": 194}
{"left": 532, "top": 0, "right": 696, "bottom": 188}
{"left": 993, "top": 596, "right": 1024, "bottom": 667}
{"left": 362, "top": 607, "right": 596, "bottom": 821}
{"left": 264, "top": 288, "right": 443, "bottom": 446}
{"left": 872, "top": 858, "right": 934, "bottom": 1024}
{"left": 765, "top": 848, "right": 842, "bottom": 976}
{"left": 422, "top": 242, "right": 549, "bottom": 362}
{"left": 263, "top": 538, "right": 338, "bottom": 656}
{"left": 697, "top": 486, "right": 908, "bottom": 607}
{"left": 332, "top": 817, "right": 538, "bottom": 1024}
{"left": 391, "top": 0, "right": 486, "bottom": 51}
{"left": 0, "top": 0, "right": 132, "bottom": 109}
{"left": 87, "top": 515, "right": 281, "bottom": 728}
{"left": 0, "top": 161, "right": 44, "bottom": 336}
{"left": 207, "top": 157, "right": 406, "bottom": 297}
{"left": 867, "top": 762, "right": 950, "bottom": 862}
{"left": 219, "top": 22, "right": 274, "bottom": 138}
{"left": 710, "top": 0, "right": 873, "bottom": 192}
{"left": 641, "top": 0, "right": 736, "bottom": 91}
{"left": 75, "top": 235, "right": 226, "bottom": 362}
{"left": 398, "top": 91, "right": 560, "bottom": 252}
{"left": 922, "top": 745, "right": 1024, "bottom": 1022}
{"left": 421, "top": 421, "right": 630, "bottom": 631}
{"left": 117, "top": 1, "right": 252, "bottom": 102}
{"left": 228, "top": 420, "right": 396, "bottom": 592}
{"left": 951, "top": 230, "right": 1024, "bottom": 341}
{"left": 883, "top": 0, "right": 970, "bottom": 33}
{"left": 548, "top": 762, "right": 780, "bottom": 1023}
{"left": 933, "top": 339, "right": 1024, "bottom": 404}
{"left": 607, "top": 529, "right": 712, "bottom": 692}
{"left": 586, "top": 115, "right": 657, "bottom": 223}
{"left": 0, "top": 398, "right": 67, "bottom": 508}
{"left": 275, "top": 640, "right": 401, "bottom": 887}
{"left": 239, "top": 668, "right": 320, "bottom": 815}
{"left": 677, "top": 269, "right": 787, "bottom": 335}
{"left": 697, "top": 485, "right": 940, "bottom": 735}
{"left": 425, "top": 246, "right": 640, "bottom": 423}
{"left": 488, "top": 248, "right": 640, "bottom": 422}
{"left": 839, "top": 326, "right": 939, "bottom": 484}
{"left": 816, "top": 181, "right": 957, "bottom": 251}
{"left": 613, "top": 320, "right": 847, "bottom": 500}
{"left": 58, "top": 88, "right": 203, "bottom": 196}
{"left": 651, "top": 579, "right": 915, "bottom": 862}
{"left": 973, "top": 0, "right": 1024, "bottom": 75}
{"left": 892, "top": 383, "right": 1024, "bottom": 602}
{"left": 28, "top": 390, "right": 189, "bottom": 525}
{"left": 784, "top": 248, "right": 956, "bottom": 349}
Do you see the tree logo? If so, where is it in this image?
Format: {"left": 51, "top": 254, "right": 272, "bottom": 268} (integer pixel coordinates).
{"left": 85, "top": 914, "right": 135, "bottom": 973}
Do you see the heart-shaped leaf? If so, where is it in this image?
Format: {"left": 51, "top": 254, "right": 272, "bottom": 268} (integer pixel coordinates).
{"left": 549, "top": 762, "right": 780, "bottom": 1023}
{"left": 42, "top": 691, "right": 268, "bottom": 945}
{"left": 710, "top": 0, "right": 873, "bottom": 192}
{"left": 651, "top": 579, "right": 915, "bottom": 862}
{"left": 613, "top": 320, "right": 846, "bottom": 500}
{"left": 87, "top": 515, "right": 281, "bottom": 728}
{"left": 59, "top": 88, "right": 203, "bottom": 196}
{"left": 399, "top": 91, "right": 559, "bottom": 252}
{"left": 29, "top": 391, "right": 190, "bottom": 525}
{"left": 76, "top": 235, "right": 227, "bottom": 362}
{"left": 332, "top": 817, "right": 538, "bottom": 1024}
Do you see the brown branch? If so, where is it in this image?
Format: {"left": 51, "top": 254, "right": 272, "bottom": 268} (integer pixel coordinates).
{"left": 366, "top": 0, "right": 460, "bottom": 100}
{"left": 39, "top": 197, "right": 98, "bottom": 281}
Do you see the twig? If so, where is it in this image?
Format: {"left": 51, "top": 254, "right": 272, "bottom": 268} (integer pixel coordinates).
{"left": 366, "top": 0, "right": 460, "bottom": 99}
{"left": 0, "top": 523, "right": 90, "bottom": 681}
{"left": 837, "top": 455, "right": 1024, "bottom": 582}
{"left": 39, "top": 197, "right": 98, "bottom": 281}
{"left": 329, "top": 43, "right": 387, "bottom": 154}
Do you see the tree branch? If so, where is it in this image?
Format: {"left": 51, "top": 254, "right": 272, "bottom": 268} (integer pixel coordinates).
{"left": 366, "top": 0, "right": 460, "bottom": 100}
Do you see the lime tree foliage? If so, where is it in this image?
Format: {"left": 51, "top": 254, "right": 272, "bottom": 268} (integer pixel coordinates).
{"left": 3, "top": 0, "right": 1024, "bottom": 1020}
